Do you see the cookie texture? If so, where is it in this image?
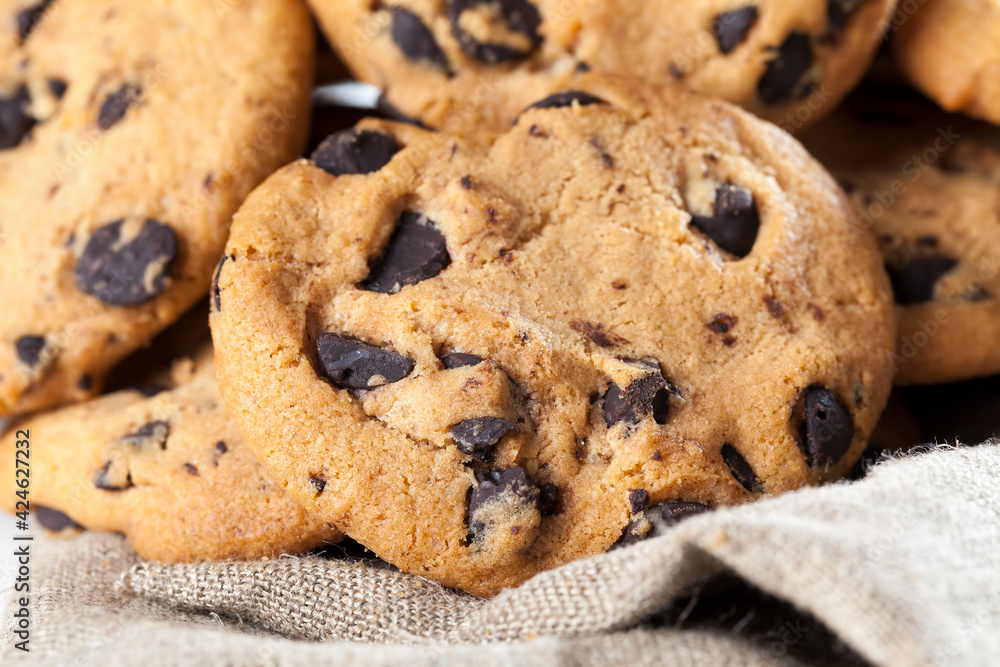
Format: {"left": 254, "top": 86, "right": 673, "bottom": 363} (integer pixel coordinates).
{"left": 0, "top": 0, "right": 314, "bottom": 416}
{"left": 211, "top": 74, "right": 895, "bottom": 596}
{"left": 894, "top": 0, "right": 1000, "bottom": 126}
{"left": 0, "top": 348, "right": 341, "bottom": 561}
{"left": 802, "top": 74, "right": 1000, "bottom": 385}
{"left": 312, "top": 0, "right": 896, "bottom": 132}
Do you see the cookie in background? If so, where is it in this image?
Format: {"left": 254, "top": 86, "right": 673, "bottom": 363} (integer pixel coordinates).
{"left": 0, "top": 0, "right": 315, "bottom": 417}
{"left": 313, "top": 0, "right": 897, "bottom": 133}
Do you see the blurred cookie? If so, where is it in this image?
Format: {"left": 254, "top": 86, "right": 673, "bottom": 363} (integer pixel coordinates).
{"left": 0, "top": 0, "right": 314, "bottom": 416}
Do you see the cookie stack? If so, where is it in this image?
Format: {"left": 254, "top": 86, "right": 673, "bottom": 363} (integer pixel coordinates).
{"left": 2, "top": 0, "right": 998, "bottom": 597}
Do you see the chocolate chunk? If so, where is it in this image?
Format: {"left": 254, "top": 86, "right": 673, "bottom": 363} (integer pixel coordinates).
{"left": 120, "top": 420, "right": 170, "bottom": 449}
{"left": 887, "top": 256, "right": 958, "bottom": 305}
{"left": 798, "top": 385, "right": 855, "bottom": 469}
{"left": 570, "top": 321, "right": 630, "bottom": 348}
{"left": 312, "top": 129, "right": 402, "bottom": 176}
{"left": 604, "top": 367, "right": 671, "bottom": 427}
{"left": 16, "top": 0, "right": 53, "bottom": 40}
{"left": 442, "top": 352, "right": 484, "bottom": 369}
{"left": 691, "top": 183, "right": 760, "bottom": 258}
{"left": 98, "top": 83, "right": 141, "bottom": 130}
{"left": 615, "top": 501, "right": 712, "bottom": 547}
{"left": 713, "top": 6, "right": 758, "bottom": 54}
{"left": 827, "top": 0, "right": 861, "bottom": 34}
{"left": 214, "top": 441, "right": 228, "bottom": 455}
{"left": 391, "top": 7, "right": 449, "bottom": 70}
{"left": 0, "top": 85, "right": 36, "bottom": 150}
{"left": 15, "top": 336, "right": 46, "bottom": 367}
{"left": 35, "top": 506, "right": 81, "bottom": 532}
{"left": 183, "top": 463, "right": 199, "bottom": 476}
{"left": 524, "top": 91, "right": 605, "bottom": 113}
{"left": 212, "top": 254, "right": 230, "bottom": 312}
{"left": 317, "top": 333, "right": 415, "bottom": 389}
{"left": 48, "top": 78, "right": 67, "bottom": 99}
{"left": 764, "top": 297, "right": 785, "bottom": 319}
{"left": 94, "top": 460, "right": 132, "bottom": 491}
{"left": 77, "top": 374, "right": 92, "bottom": 391}
{"left": 448, "top": 0, "right": 542, "bottom": 64}
{"left": 310, "top": 474, "right": 327, "bottom": 493}
{"left": 132, "top": 383, "right": 169, "bottom": 397}
{"left": 362, "top": 211, "right": 451, "bottom": 293}
{"left": 628, "top": 488, "right": 650, "bottom": 514}
{"left": 721, "top": 444, "right": 763, "bottom": 492}
{"left": 450, "top": 417, "right": 515, "bottom": 457}
{"left": 75, "top": 219, "right": 177, "bottom": 306}
{"left": 707, "top": 313, "right": 738, "bottom": 335}
{"left": 758, "top": 33, "right": 814, "bottom": 105}
{"left": 468, "top": 466, "right": 539, "bottom": 543}
{"left": 538, "top": 482, "right": 560, "bottom": 516}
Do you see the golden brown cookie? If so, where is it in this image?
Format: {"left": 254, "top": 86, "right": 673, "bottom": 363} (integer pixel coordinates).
{"left": 894, "top": 0, "right": 1000, "bottom": 126}
{"left": 0, "top": 0, "right": 314, "bottom": 416}
{"left": 1, "top": 347, "right": 341, "bottom": 562}
{"left": 212, "top": 74, "right": 895, "bottom": 596}
{"left": 312, "top": 0, "right": 896, "bottom": 132}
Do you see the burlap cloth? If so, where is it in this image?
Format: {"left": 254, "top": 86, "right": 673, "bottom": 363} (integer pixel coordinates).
{"left": 3, "top": 443, "right": 998, "bottom": 666}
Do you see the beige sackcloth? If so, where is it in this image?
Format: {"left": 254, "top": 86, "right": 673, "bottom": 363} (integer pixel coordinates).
{"left": 2, "top": 443, "right": 998, "bottom": 666}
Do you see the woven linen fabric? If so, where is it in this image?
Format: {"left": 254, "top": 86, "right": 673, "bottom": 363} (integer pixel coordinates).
{"left": 2, "top": 443, "right": 999, "bottom": 666}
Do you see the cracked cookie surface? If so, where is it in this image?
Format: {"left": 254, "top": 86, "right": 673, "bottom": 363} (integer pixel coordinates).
{"left": 0, "top": 0, "right": 314, "bottom": 416}
{"left": 0, "top": 347, "right": 341, "bottom": 561}
{"left": 212, "top": 74, "right": 895, "bottom": 596}
{"left": 311, "top": 0, "right": 896, "bottom": 132}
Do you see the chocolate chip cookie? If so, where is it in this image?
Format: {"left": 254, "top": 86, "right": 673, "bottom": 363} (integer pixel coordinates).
{"left": 801, "top": 76, "right": 1000, "bottom": 385}
{"left": 211, "top": 74, "right": 896, "bottom": 596}
{"left": 0, "top": 0, "right": 314, "bottom": 416}
{"left": 311, "top": 0, "right": 896, "bottom": 133}
{"left": 894, "top": 0, "right": 1000, "bottom": 127}
{"left": 1, "top": 347, "right": 341, "bottom": 561}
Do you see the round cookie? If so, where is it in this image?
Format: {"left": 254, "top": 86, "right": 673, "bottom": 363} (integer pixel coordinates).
{"left": 211, "top": 74, "right": 896, "bottom": 596}
{"left": 1, "top": 348, "right": 341, "bottom": 562}
{"left": 0, "top": 0, "right": 315, "bottom": 416}
{"left": 311, "top": 0, "right": 896, "bottom": 133}
{"left": 801, "top": 74, "right": 1000, "bottom": 385}
{"left": 894, "top": 0, "right": 1000, "bottom": 127}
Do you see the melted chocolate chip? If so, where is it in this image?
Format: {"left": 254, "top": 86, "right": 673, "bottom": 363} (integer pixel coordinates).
{"left": 887, "top": 256, "right": 958, "bottom": 305}
{"left": 713, "top": 6, "right": 758, "bottom": 54}
{"left": 15, "top": 336, "right": 46, "bottom": 367}
{"left": 758, "top": 33, "right": 814, "bottom": 105}
{"left": 707, "top": 314, "right": 738, "bottom": 335}
{"left": 132, "top": 383, "right": 169, "bottom": 397}
{"left": 120, "top": 420, "right": 170, "bottom": 449}
{"left": 363, "top": 211, "right": 451, "bottom": 293}
{"left": 628, "top": 488, "right": 650, "bottom": 514}
{"left": 468, "top": 466, "right": 539, "bottom": 543}
{"left": 0, "top": 85, "right": 36, "bottom": 150}
{"left": 98, "top": 84, "right": 141, "bottom": 130}
{"left": 691, "top": 183, "right": 760, "bottom": 258}
{"left": 75, "top": 219, "right": 177, "bottom": 306}
{"left": 615, "top": 501, "right": 712, "bottom": 547}
{"left": 827, "top": 0, "right": 861, "bottom": 34}
{"left": 441, "top": 352, "right": 484, "bottom": 369}
{"left": 798, "top": 386, "right": 855, "bottom": 469}
{"left": 16, "top": 0, "right": 53, "bottom": 40}
{"left": 570, "top": 321, "right": 630, "bottom": 348}
{"left": 391, "top": 7, "right": 449, "bottom": 70}
{"left": 214, "top": 441, "right": 228, "bottom": 455}
{"left": 312, "top": 129, "right": 402, "bottom": 176}
{"left": 524, "top": 91, "right": 605, "bottom": 113}
{"left": 310, "top": 474, "right": 327, "bottom": 493}
{"left": 538, "top": 482, "right": 560, "bottom": 516}
{"left": 48, "top": 78, "right": 67, "bottom": 99}
{"left": 604, "top": 365, "right": 671, "bottom": 427}
{"left": 35, "top": 505, "right": 81, "bottom": 532}
{"left": 448, "top": 0, "right": 542, "bottom": 64}
{"left": 77, "top": 374, "right": 92, "bottom": 391}
{"left": 212, "top": 254, "right": 230, "bottom": 312}
{"left": 94, "top": 460, "right": 132, "bottom": 491}
{"left": 317, "top": 333, "right": 415, "bottom": 389}
{"left": 450, "top": 417, "right": 515, "bottom": 458}
{"left": 721, "top": 444, "right": 763, "bottom": 492}
{"left": 183, "top": 463, "right": 199, "bottom": 476}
